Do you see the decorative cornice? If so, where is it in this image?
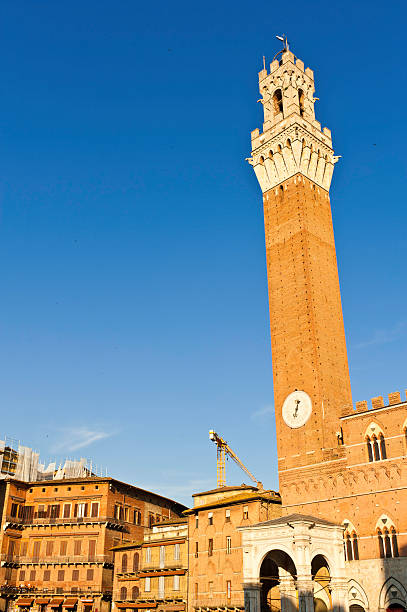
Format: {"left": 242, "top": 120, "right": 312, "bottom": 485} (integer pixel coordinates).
{"left": 247, "top": 122, "right": 338, "bottom": 193}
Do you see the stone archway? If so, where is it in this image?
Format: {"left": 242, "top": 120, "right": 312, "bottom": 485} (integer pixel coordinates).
{"left": 259, "top": 549, "right": 297, "bottom": 612}
{"left": 349, "top": 606, "right": 365, "bottom": 612}
{"left": 312, "top": 554, "right": 331, "bottom": 612}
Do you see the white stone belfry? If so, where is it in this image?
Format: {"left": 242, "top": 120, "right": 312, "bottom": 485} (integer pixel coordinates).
{"left": 248, "top": 50, "right": 337, "bottom": 193}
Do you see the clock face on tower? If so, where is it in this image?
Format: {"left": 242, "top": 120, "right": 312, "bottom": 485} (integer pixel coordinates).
{"left": 282, "top": 390, "right": 312, "bottom": 429}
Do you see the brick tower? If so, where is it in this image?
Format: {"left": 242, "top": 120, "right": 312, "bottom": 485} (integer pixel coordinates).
{"left": 248, "top": 48, "right": 352, "bottom": 503}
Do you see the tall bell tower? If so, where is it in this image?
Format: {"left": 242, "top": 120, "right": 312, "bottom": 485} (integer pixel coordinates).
{"left": 249, "top": 47, "right": 352, "bottom": 502}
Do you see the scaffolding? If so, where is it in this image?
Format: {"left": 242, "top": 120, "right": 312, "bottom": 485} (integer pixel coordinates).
{"left": 0, "top": 436, "right": 106, "bottom": 482}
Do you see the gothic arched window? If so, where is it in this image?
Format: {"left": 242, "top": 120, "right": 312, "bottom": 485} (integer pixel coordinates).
{"left": 379, "top": 433, "right": 387, "bottom": 459}
{"left": 378, "top": 529, "right": 385, "bottom": 558}
{"left": 391, "top": 528, "right": 399, "bottom": 557}
{"left": 366, "top": 431, "right": 386, "bottom": 461}
{"left": 352, "top": 533, "right": 359, "bottom": 560}
{"left": 133, "top": 552, "right": 139, "bottom": 572}
{"left": 367, "top": 438, "right": 373, "bottom": 462}
{"left": 272, "top": 89, "right": 283, "bottom": 115}
{"left": 344, "top": 530, "right": 359, "bottom": 561}
{"left": 121, "top": 553, "right": 128, "bottom": 573}
{"left": 378, "top": 526, "right": 399, "bottom": 558}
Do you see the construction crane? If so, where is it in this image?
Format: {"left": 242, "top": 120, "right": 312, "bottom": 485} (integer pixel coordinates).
{"left": 209, "top": 430, "right": 262, "bottom": 489}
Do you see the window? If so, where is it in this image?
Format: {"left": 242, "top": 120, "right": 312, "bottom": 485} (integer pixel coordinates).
{"left": 43, "top": 570, "right": 50, "bottom": 582}
{"left": 115, "top": 505, "right": 122, "bottom": 520}
{"left": 158, "top": 575, "right": 165, "bottom": 598}
{"left": 49, "top": 504, "right": 60, "bottom": 518}
{"left": 243, "top": 506, "right": 248, "bottom": 520}
{"left": 63, "top": 504, "right": 71, "bottom": 518}
{"left": 173, "top": 575, "right": 180, "bottom": 591}
{"left": 46, "top": 541, "right": 54, "bottom": 556}
{"left": 19, "top": 570, "right": 25, "bottom": 581}
{"left": 88, "top": 540, "right": 96, "bottom": 560}
{"left": 37, "top": 504, "right": 46, "bottom": 518}
{"left": 124, "top": 507, "right": 129, "bottom": 522}
{"left": 133, "top": 552, "right": 139, "bottom": 572}
{"left": 378, "top": 528, "right": 399, "bottom": 558}
{"left": 195, "top": 515, "right": 198, "bottom": 528}
{"left": 122, "top": 553, "right": 128, "bottom": 573}
{"left": 208, "top": 538, "right": 213, "bottom": 556}
{"left": 225, "top": 509, "right": 231, "bottom": 523}
{"left": 134, "top": 509, "right": 141, "bottom": 525}
{"left": 148, "top": 513, "right": 155, "bottom": 527}
{"left": 91, "top": 503, "right": 99, "bottom": 518}
{"left": 120, "top": 587, "right": 127, "bottom": 600}
{"left": 87, "top": 569, "right": 94, "bottom": 581}
{"left": 194, "top": 583, "right": 198, "bottom": 600}
{"left": 74, "top": 540, "right": 82, "bottom": 556}
{"left": 132, "top": 586, "right": 139, "bottom": 599}
{"left": 272, "top": 89, "right": 283, "bottom": 115}
{"left": 75, "top": 503, "right": 87, "bottom": 518}
{"left": 208, "top": 512, "right": 213, "bottom": 525}
{"left": 60, "top": 541, "right": 67, "bottom": 556}
{"left": 298, "top": 89, "right": 305, "bottom": 116}
{"left": 159, "top": 545, "right": 165, "bottom": 568}
{"left": 57, "top": 570, "right": 65, "bottom": 581}
{"left": 145, "top": 547, "right": 151, "bottom": 563}
{"left": 145, "top": 577, "right": 151, "bottom": 592}
{"left": 208, "top": 581, "right": 213, "bottom": 598}
{"left": 30, "top": 570, "right": 36, "bottom": 581}
{"left": 33, "top": 540, "right": 41, "bottom": 560}
{"left": 344, "top": 532, "right": 359, "bottom": 561}
{"left": 227, "top": 580, "right": 231, "bottom": 600}
{"left": 10, "top": 503, "right": 18, "bottom": 518}
{"left": 72, "top": 569, "right": 79, "bottom": 581}
{"left": 366, "top": 426, "right": 387, "bottom": 462}
{"left": 195, "top": 542, "right": 198, "bottom": 558}
{"left": 226, "top": 536, "right": 231, "bottom": 555}
{"left": 174, "top": 543, "right": 180, "bottom": 561}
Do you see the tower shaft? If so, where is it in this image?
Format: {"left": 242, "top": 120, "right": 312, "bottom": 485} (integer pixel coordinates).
{"left": 249, "top": 49, "right": 352, "bottom": 498}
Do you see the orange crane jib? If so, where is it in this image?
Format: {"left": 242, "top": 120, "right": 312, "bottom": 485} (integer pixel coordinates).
{"left": 208, "top": 430, "right": 262, "bottom": 489}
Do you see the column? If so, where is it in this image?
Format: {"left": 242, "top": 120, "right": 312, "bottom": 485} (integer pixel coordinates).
{"left": 243, "top": 583, "right": 261, "bottom": 612}
{"left": 296, "top": 576, "right": 314, "bottom": 612}
{"left": 330, "top": 579, "right": 349, "bottom": 612}
{"left": 279, "top": 569, "right": 297, "bottom": 612}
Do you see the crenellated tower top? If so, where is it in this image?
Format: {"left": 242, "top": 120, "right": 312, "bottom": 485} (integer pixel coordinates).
{"left": 248, "top": 49, "right": 338, "bottom": 193}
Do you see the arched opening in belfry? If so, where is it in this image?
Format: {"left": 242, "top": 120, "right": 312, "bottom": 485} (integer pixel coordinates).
{"left": 298, "top": 88, "right": 305, "bottom": 116}
{"left": 272, "top": 89, "right": 283, "bottom": 115}
{"left": 349, "top": 606, "right": 366, "bottom": 612}
{"left": 386, "top": 605, "right": 407, "bottom": 611}
{"left": 259, "top": 550, "right": 296, "bottom": 612}
{"left": 312, "top": 555, "right": 331, "bottom": 612}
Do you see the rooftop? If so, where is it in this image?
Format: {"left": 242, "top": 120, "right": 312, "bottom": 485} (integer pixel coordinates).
{"left": 248, "top": 513, "right": 338, "bottom": 528}
{"left": 184, "top": 489, "right": 281, "bottom": 514}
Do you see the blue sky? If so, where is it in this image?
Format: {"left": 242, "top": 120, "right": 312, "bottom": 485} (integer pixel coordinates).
{"left": 0, "top": 0, "right": 405, "bottom": 505}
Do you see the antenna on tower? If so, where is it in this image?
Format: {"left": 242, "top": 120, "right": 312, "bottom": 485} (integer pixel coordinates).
{"left": 263, "top": 55, "right": 266, "bottom": 70}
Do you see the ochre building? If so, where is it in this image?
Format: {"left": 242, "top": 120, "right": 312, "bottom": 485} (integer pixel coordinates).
{"left": 243, "top": 46, "right": 407, "bottom": 611}
{"left": 112, "top": 516, "right": 188, "bottom": 612}
{"left": 0, "top": 477, "right": 185, "bottom": 612}
{"left": 185, "top": 485, "right": 281, "bottom": 612}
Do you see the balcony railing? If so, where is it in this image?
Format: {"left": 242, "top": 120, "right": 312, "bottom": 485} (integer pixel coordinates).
{"left": 12, "top": 516, "right": 128, "bottom": 527}
{"left": 0, "top": 585, "right": 113, "bottom": 597}
{"left": 1, "top": 554, "right": 114, "bottom": 566}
